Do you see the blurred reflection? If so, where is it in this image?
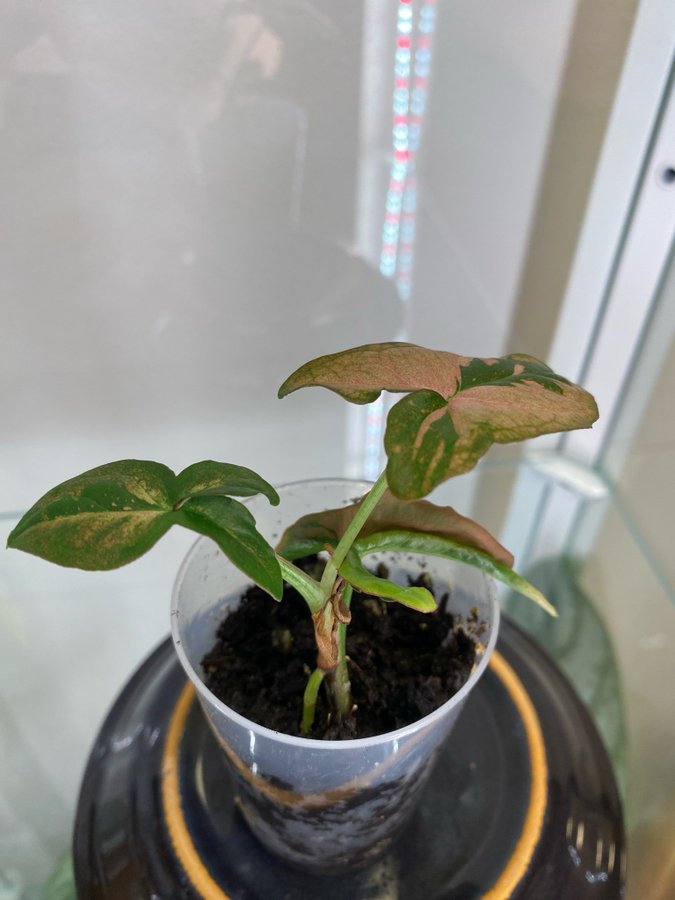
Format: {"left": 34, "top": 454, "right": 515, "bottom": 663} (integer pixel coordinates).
{"left": 564, "top": 796, "right": 622, "bottom": 887}
{"left": 503, "top": 557, "right": 627, "bottom": 804}
{"left": 628, "top": 791, "right": 675, "bottom": 899}
{"left": 0, "top": 1, "right": 402, "bottom": 438}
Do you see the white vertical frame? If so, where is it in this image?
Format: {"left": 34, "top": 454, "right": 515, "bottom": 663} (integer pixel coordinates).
{"left": 501, "top": 0, "right": 675, "bottom": 566}
{"left": 355, "top": 0, "right": 396, "bottom": 266}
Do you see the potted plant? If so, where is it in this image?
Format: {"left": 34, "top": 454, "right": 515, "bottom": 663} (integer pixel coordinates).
{"left": 7, "top": 342, "right": 598, "bottom": 872}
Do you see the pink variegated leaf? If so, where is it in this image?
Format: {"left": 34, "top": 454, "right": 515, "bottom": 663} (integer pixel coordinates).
{"left": 279, "top": 344, "right": 598, "bottom": 498}
{"left": 276, "top": 489, "right": 513, "bottom": 567}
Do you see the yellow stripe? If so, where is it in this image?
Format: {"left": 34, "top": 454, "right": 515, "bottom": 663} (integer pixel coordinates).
{"left": 161, "top": 682, "right": 230, "bottom": 900}
{"left": 162, "top": 650, "right": 547, "bottom": 899}
{"left": 483, "top": 650, "right": 548, "bottom": 899}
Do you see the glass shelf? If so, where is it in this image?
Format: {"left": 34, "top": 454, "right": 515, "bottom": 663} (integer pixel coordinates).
{"left": 1, "top": 459, "right": 672, "bottom": 899}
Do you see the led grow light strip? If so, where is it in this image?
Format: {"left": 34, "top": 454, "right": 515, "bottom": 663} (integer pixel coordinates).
{"left": 379, "top": 0, "right": 436, "bottom": 291}
{"left": 364, "top": 0, "right": 438, "bottom": 480}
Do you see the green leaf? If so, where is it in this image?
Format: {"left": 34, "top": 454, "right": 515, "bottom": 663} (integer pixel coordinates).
{"left": 339, "top": 549, "right": 437, "bottom": 612}
{"left": 457, "top": 354, "right": 568, "bottom": 392}
{"left": 43, "top": 852, "right": 76, "bottom": 900}
{"left": 384, "top": 390, "right": 488, "bottom": 499}
{"left": 355, "top": 530, "right": 557, "bottom": 617}
{"left": 276, "top": 489, "right": 513, "bottom": 566}
{"left": 6, "top": 460, "right": 176, "bottom": 569}
{"left": 174, "top": 461, "right": 280, "bottom": 506}
{"left": 279, "top": 343, "right": 598, "bottom": 499}
{"left": 7, "top": 459, "right": 282, "bottom": 597}
{"left": 177, "top": 495, "right": 282, "bottom": 600}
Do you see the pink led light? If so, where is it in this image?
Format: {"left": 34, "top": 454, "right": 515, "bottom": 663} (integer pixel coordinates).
{"left": 380, "top": 1, "right": 437, "bottom": 291}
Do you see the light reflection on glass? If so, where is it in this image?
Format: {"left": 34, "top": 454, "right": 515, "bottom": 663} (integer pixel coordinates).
{"left": 565, "top": 815, "right": 618, "bottom": 884}
{"left": 111, "top": 722, "right": 143, "bottom": 752}
{"left": 364, "top": 394, "right": 385, "bottom": 480}
{"left": 576, "top": 819, "right": 585, "bottom": 852}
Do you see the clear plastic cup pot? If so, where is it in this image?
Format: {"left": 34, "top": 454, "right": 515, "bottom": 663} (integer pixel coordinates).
{"left": 171, "top": 479, "right": 499, "bottom": 871}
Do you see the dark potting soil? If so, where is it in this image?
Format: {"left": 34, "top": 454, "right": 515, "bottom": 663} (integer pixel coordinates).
{"left": 201, "top": 559, "right": 482, "bottom": 740}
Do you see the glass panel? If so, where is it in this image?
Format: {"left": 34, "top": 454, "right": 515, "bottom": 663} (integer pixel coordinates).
{"left": 504, "top": 242, "right": 675, "bottom": 898}
{"left": 0, "top": 1, "right": 657, "bottom": 896}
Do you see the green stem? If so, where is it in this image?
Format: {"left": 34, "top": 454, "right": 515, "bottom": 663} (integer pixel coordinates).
{"left": 319, "top": 469, "right": 388, "bottom": 598}
{"left": 277, "top": 555, "right": 324, "bottom": 613}
{"left": 286, "top": 473, "right": 389, "bottom": 728}
{"left": 301, "top": 667, "right": 326, "bottom": 734}
{"left": 337, "top": 583, "right": 352, "bottom": 663}
{"left": 333, "top": 583, "right": 353, "bottom": 719}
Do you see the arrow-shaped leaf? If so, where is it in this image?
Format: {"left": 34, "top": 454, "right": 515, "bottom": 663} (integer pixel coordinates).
{"left": 276, "top": 489, "right": 513, "bottom": 566}
{"left": 7, "top": 459, "right": 282, "bottom": 598}
{"left": 355, "top": 530, "right": 557, "bottom": 617}
{"left": 278, "top": 342, "right": 470, "bottom": 402}
{"left": 7, "top": 460, "right": 177, "bottom": 570}
{"left": 279, "top": 343, "right": 599, "bottom": 498}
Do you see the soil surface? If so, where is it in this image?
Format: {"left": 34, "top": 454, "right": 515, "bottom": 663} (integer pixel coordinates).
{"left": 201, "top": 558, "right": 481, "bottom": 740}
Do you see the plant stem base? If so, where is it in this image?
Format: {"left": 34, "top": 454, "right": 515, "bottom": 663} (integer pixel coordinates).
{"left": 73, "top": 619, "right": 624, "bottom": 898}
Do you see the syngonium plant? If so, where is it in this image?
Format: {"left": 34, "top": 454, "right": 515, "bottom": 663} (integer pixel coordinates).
{"left": 7, "top": 343, "right": 598, "bottom": 733}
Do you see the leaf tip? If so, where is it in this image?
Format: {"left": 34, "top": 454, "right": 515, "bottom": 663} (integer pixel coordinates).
{"left": 537, "top": 592, "right": 558, "bottom": 618}
{"left": 272, "top": 567, "right": 286, "bottom": 601}
{"left": 6, "top": 522, "right": 28, "bottom": 552}
{"left": 268, "top": 488, "right": 281, "bottom": 507}
{"left": 418, "top": 589, "right": 438, "bottom": 613}
{"left": 277, "top": 369, "right": 306, "bottom": 399}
